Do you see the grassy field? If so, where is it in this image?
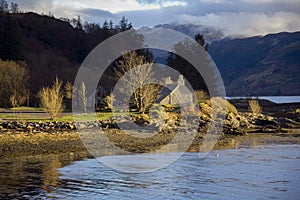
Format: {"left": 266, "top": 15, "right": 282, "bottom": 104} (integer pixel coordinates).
{"left": 0, "top": 108, "right": 133, "bottom": 122}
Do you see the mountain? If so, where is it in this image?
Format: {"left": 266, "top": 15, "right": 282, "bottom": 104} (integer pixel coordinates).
{"left": 154, "top": 23, "right": 224, "bottom": 43}
{"left": 209, "top": 31, "right": 300, "bottom": 96}
{"left": 1, "top": 12, "right": 299, "bottom": 99}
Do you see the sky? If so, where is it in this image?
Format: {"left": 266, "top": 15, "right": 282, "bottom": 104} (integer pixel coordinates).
{"left": 7, "top": 0, "right": 300, "bottom": 36}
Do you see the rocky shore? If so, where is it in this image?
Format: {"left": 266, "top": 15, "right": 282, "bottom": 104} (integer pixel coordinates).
{"left": 0, "top": 104, "right": 299, "bottom": 158}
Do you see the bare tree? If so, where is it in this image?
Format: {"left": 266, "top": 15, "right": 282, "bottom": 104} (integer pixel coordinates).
{"left": 78, "top": 81, "right": 87, "bottom": 113}
{"left": 40, "top": 78, "right": 64, "bottom": 119}
{"left": 114, "top": 51, "right": 159, "bottom": 114}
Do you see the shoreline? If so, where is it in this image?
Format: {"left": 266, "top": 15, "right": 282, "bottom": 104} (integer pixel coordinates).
{"left": 1, "top": 105, "right": 299, "bottom": 158}
{"left": 1, "top": 128, "right": 299, "bottom": 159}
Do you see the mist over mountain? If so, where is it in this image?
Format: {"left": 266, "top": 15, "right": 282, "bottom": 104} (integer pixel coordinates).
{"left": 154, "top": 23, "right": 224, "bottom": 43}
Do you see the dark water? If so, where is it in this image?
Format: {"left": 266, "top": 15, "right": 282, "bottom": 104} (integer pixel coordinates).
{"left": 1, "top": 144, "right": 300, "bottom": 199}
{"left": 228, "top": 96, "right": 300, "bottom": 103}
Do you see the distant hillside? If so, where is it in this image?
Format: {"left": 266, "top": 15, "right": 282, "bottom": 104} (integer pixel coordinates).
{"left": 209, "top": 32, "right": 300, "bottom": 96}
{"left": 155, "top": 23, "right": 224, "bottom": 43}
{"left": 0, "top": 12, "right": 116, "bottom": 97}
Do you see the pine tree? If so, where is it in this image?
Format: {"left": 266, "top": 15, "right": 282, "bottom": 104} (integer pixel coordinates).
{"left": 119, "top": 16, "right": 132, "bottom": 32}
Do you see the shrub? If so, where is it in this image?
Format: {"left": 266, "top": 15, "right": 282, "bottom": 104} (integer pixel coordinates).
{"left": 0, "top": 59, "right": 29, "bottom": 107}
{"left": 248, "top": 99, "right": 262, "bottom": 115}
{"left": 39, "top": 78, "right": 64, "bottom": 119}
{"left": 205, "top": 97, "right": 238, "bottom": 115}
{"left": 226, "top": 100, "right": 238, "bottom": 114}
{"left": 195, "top": 90, "right": 209, "bottom": 101}
{"left": 78, "top": 81, "right": 87, "bottom": 113}
{"left": 103, "top": 93, "right": 115, "bottom": 109}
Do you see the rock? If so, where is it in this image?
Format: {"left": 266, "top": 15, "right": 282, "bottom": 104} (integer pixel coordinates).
{"left": 7, "top": 122, "right": 17, "bottom": 130}
{"left": 66, "top": 123, "right": 75, "bottom": 130}
{"left": 27, "top": 125, "right": 34, "bottom": 133}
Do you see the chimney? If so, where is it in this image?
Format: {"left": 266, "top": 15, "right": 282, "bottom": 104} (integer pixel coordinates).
{"left": 165, "top": 76, "right": 172, "bottom": 85}
{"left": 177, "top": 75, "right": 184, "bottom": 86}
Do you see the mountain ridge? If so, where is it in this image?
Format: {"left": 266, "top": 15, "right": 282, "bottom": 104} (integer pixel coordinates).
{"left": 209, "top": 31, "right": 300, "bottom": 96}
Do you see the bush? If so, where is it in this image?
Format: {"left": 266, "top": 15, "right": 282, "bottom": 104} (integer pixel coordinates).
{"left": 205, "top": 97, "right": 238, "bottom": 115}
{"left": 0, "top": 59, "right": 29, "bottom": 107}
{"left": 226, "top": 100, "right": 238, "bottom": 114}
{"left": 39, "top": 78, "right": 64, "bottom": 119}
{"left": 195, "top": 90, "right": 209, "bottom": 101}
{"left": 248, "top": 99, "right": 262, "bottom": 115}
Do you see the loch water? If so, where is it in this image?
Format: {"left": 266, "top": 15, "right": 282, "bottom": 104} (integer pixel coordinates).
{"left": 0, "top": 143, "right": 299, "bottom": 199}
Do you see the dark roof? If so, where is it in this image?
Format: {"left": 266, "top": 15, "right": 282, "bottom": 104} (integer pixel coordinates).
{"left": 156, "top": 84, "right": 177, "bottom": 103}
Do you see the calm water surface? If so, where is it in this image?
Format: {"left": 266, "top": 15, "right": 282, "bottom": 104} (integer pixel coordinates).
{"left": 227, "top": 96, "right": 300, "bottom": 103}
{"left": 0, "top": 144, "right": 299, "bottom": 199}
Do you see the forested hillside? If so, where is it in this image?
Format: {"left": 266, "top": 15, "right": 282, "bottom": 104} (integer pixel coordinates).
{"left": 0, "top": 12, "right": 131, "bottom": 100}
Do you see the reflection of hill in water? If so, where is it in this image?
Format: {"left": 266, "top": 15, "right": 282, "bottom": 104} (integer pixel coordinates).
{"left": 0, "top": 152, "right": 89, "bottom": 199}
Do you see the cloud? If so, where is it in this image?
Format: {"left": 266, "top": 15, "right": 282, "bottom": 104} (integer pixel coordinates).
{"left": 8, "top": 0, "right": 187, "bottom": 16}
{"left": 8, "top": 0, "right": 53, "bottom": 14}
{"left": 6, "top": 0, "right": 300, "bottom": 36}
{"left": 242, "top": 0, "right": 286, "bottom": 3}
{"left": 52, "top": 0, "right": 187, "bottom": 14}
{"left": 177, "top": 11, "right": 300, "bottom": 36}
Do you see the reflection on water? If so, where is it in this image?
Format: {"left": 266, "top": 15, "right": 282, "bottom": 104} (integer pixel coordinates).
{"left": 0, "top": 145, "right": 300, "bottom": 199}
{"left": 0, "top": 152, "right": 90, "bottom": 199}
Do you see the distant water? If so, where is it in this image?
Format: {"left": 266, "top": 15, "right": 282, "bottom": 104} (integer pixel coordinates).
{"left": 228, "top": 96, "right": 300, "bottom": 103}
{"left": 1, "top": 144, "right": 299, "bottom": 199}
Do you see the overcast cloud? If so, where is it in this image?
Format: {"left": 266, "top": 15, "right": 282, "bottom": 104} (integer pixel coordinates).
{"left": 7, "top": 0, "right": 300, "bottom": 36}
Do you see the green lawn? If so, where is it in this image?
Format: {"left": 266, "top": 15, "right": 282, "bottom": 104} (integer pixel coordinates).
{"left": 66, "top": 112, "right": 133, "bottom": 122}
{"left": 0, "top": 113, "right": 50, "bottom": 121}
{"left": 0, "top": 111, "right": 133, "bottom": 122}
{"left": 10, "top": 106, "right": 44, "bottom": 112}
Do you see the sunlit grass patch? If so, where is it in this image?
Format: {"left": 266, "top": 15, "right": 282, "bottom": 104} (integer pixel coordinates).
{"left": 10, "top": 106, "right": 44, "bottom": 111}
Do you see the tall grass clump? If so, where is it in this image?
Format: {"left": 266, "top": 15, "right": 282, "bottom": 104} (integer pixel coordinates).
{"left": 40, "top": 78, "right": 64, "bottom": 120}
{"left": 248, "top": 99, "right": 262, "bottom": 115}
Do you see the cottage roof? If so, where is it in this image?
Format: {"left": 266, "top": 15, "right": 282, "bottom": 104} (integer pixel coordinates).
{"left": 156, "top": 84, "right": 177, "bottom": 103}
